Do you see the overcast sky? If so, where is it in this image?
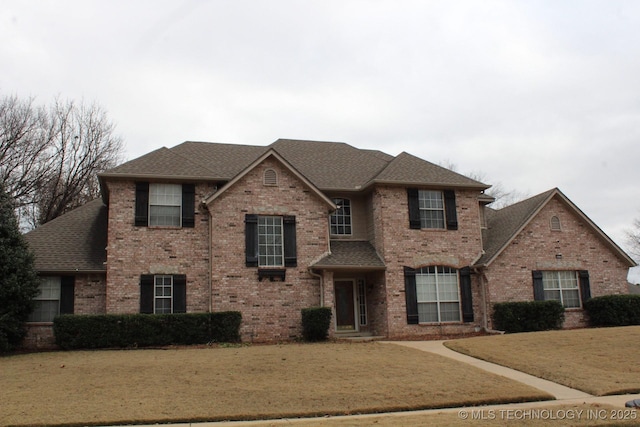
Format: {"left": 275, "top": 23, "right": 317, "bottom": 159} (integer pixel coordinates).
{"left": 2, "top": 1, "right": 640, "bottom": 265}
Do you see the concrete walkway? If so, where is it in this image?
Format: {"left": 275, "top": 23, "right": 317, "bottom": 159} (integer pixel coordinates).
{"left": 385, "top": 340, "right": 593, "bottom": 400}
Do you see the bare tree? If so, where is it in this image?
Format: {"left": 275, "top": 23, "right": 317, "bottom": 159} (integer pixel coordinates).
{"left": 626, "top": 217, "right": 640, "bottom": 262}
{"left": 439, "top": 160, "right": 528, "bottom": 209}
{"left": 0, "top": 94, "right": 123, "bottom": 228}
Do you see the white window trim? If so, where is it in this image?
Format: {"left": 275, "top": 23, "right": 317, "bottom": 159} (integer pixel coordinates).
{"left": 542, "top": 271, "right": 581, "bottom": 308}
{"left": 149, "top": 183, "right": 182, "bottom": 227}
{"left": 28, "top": 277, "right": 61, "bottom": 323}
{"left": 258, "top": 216, "right": 284, "bottom": 267}
{"left": 154, "top": 275, "right": 174, "bottom": 314}
{"left": 416, "top": 266, "right": 461, "bottom": 323}
{"left": 418, "top": 190, "right": 446, "bottom": 229}
{"left": 330, "top": 198, "right": 353, "bottom": 236}
{"left": 357, "top": 278, "right": 367, "bottom": 326}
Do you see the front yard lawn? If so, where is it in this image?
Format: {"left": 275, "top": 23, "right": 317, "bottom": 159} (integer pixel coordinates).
{"left": 445, "top": 325, "right": 640, "bottom": 396}
{"left": 1, "top": 342, "right": 547, "bottom": 426}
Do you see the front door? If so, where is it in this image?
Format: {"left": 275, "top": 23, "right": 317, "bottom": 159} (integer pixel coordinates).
{"left": 335, "top": 280, "right": 356, "bottom": 331}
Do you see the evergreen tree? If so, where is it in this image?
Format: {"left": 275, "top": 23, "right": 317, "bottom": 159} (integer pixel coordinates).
{"left": 0, "top": 180, "right": 39, "bottom": 352}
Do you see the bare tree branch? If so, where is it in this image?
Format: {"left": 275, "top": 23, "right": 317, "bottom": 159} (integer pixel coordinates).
{"left": 0, "top": 94, "right": 124, "bottom": 228}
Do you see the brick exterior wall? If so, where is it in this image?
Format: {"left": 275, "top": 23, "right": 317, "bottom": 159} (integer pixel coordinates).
{"left": 373, "top": 185, "right": 485, "bottom": 339}
{"left": 483, "top": 196, "right": 630, "bottom": 329}
{"left": 22, "top": 273, "right": 106, "bottom": 350}
{"left": 207, "top": 157, "right": 329, "bottom": 341}
{"left": 105, "top": 180, "right": 213, "bottom": 314}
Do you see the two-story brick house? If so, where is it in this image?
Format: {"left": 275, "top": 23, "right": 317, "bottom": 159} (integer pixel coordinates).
{"left": 23, "top": 139, "right": 636, "bottom": 348}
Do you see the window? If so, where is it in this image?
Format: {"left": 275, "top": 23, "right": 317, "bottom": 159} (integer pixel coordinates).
{"left": 330, "top": 198, "right": 352, "bottom": 235}
{"left": 419, "top": 191, "right": 445, "bottom": 229}
{"left": 135, "top": 182, "right": 195, "bottom": 228}
{"left": 258, "top": 216, "right": 284, "bottom": 267}
{"left": 415, "top": 266, "right": 461, "bottom": 322}
{"left": 542, "top": 271, "right": 580, "bottom": 308}
{"left": 533, "top": 270, "right": 590, "bottom": 309}
{"left": 154, "top": 275, "right": 173, "bottom": 314}
{"left": 140, "top": 274, "right": 187, "bottom": 314}
{"left": 550, "top": 216, "right": 562, "bottom": 231}
{"left": 407, "top": 189, "right": 458, "bottom": 230}
{"left": 150, "top": 183, "right": 182, "bottom": 226}
{"left": 28, "top": 276, "right": 74, "bottom": 322}
{"left": 245, "top": 214, "right": 297, "bottom": 269}
{"left": 29, "top": 277, "right": 60, "bottom": 322}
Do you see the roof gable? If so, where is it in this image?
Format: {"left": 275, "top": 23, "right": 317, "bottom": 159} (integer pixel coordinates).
{"left": 204, "top": 148, "right": 336, "bottom": 209}
{"left": 477, "top": 188, "right": 636, "bottom": 267}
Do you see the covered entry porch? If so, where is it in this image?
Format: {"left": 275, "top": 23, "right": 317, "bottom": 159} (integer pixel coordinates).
{"left": 310, "top": 241, "right": 387, "bottom": 338}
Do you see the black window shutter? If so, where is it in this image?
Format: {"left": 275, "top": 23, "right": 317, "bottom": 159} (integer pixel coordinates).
{"left": 181, "top": 184, "right": 195, "bottom": 228}
{"left": 59, "top": 276, "right": 75, "bottom": 315}
{"left": 407, "top": 188, "right": 421, "bottom": 229}
{"left": 444, "top": 190, "right": 458, "bottom": 230}
{"left": 579, "top": 270, "right": 591, "bottom": 303}
{"left": 459, "top": 267, "right": 473, "bottom": 322}
{"left": 173, "top": 274, "right": 187, "bottom": 313}
{"left": 245, "top": 214, "right": 259, "bottom": 267}
{"left": 283, "top": 215, "right": 297, "bottom": 267}
{"left": 140, "top": 275, "right": 154, "bottom": 314}
{"left": 404, "top": 267, "right": 419, "bottom": 324}
{"left": 135, "top": 182, "right": 149, "bottom": 226}
{"left": 532, "top": 270, "right": 544, "bottom": 301}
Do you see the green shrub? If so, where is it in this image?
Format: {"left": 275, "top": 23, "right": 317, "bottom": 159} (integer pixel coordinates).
{"left": 301, "top": 307, "right": 332, "bottom": 341}
{"left": 492, "top": 301, "right": 565, "bottom": 333}
{"left": 584, "top": 294, "right": 640, "bottom": 327}
{"left": 53, "top": 312, "right": 241, "bottom": 350}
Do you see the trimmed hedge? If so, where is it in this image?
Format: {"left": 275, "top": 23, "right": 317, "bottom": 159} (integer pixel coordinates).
{"left": 492, "top": 301, "right": 565, "bottom": 333}
{"left": 53, "top": 312, "right": 241, "bottom": 350}
{"left": 301, "top": 307, "right": 332, "bottom": 341}
{"left": 584, "top": 294, "right": 640, "bottom": 327}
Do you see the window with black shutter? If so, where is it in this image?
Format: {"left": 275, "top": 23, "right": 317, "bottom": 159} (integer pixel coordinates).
{"left": 245, "top": 214, "right": 297, "bottom": 269}
{"left": 140, "top": 274, "right": 187, "bottom": 314}
{"left": 135, "top": 182, "right": 195, "bottom": 228}
{"left": 407, "top": 189, "right": 457, "bottom": 230}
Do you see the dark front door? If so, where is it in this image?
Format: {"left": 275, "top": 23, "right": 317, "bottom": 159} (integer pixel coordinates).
{"left": 335, "top": 280, "right": 356, "bottom": 331}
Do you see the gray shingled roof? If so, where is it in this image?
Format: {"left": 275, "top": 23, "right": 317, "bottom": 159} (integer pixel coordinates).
{"left": 99, "top": 139, "right": 489, "bottom": 191}
{"left": 24, "top": 199, "right": 107, "bottom": 272}
{"left": 312, "top": 241, "right": 386, "bottom": 270}
{"left": 375, "top": 152, "right": 487, "bottom": 188}
{"left": 477, "top": 189, "right": 554, "bottom": 266}
{"left": 477, "top": 188, "right": 636, "bottom": 267}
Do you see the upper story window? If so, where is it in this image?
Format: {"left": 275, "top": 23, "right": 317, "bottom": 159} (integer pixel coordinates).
{"left": 550, "top": 216, "right": 562, "bottom": 231}
{"left": 330, "top": 198, "right": 352, "bottom": 235}
{"left": 150, "top": 183, "right": 182, "bottom": 226}
{"left": 258, "top": 216, "right": 284, "bottom": 267}
{"left": 407, "top": 189, "right": 458, "bottom": 230}
{"left": 245, "top": 214, "right": 297, "bottom": 269}
{"left": 135, "top": 182, "right": 195, "bottom": 228}
{"left": 419, "top": 191, "right": 445, "bottom": 229}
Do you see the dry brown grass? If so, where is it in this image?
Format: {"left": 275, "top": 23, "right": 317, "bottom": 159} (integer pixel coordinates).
{"left": 445, "top": 326, "right": 640, "bottom": 396}
{"left": 1, "top": 342, "right": 548, "bottom": 426}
